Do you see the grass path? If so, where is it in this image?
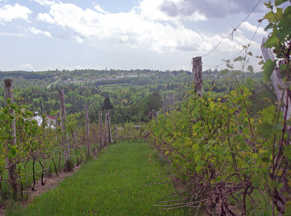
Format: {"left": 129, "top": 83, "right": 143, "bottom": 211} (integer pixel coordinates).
{"left": 8, "top": 141, "right": 184, "bottom": 216}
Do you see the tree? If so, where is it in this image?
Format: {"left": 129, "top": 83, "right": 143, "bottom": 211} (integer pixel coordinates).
{"left": 102, "top": 97, "right": 114, "bottom": 111}
{"left": 143, "top": 92, "right": 162, "bottom": 116}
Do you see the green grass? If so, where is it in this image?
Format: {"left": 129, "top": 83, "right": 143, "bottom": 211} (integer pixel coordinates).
{"left": 7, "top": 140, "right": 185, "bottom": 216}
{"left": 0, "top": 146, "right": 89, "bottom": 202}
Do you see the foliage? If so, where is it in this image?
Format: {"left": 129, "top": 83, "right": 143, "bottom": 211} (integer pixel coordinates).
{"left": 0, "top": 97, "right": 92, "bottom": 201}
{"left": 222, "top": 44, "right": 254, "bottom": 78}
{"left": 148, "top": 1, "right": 291, "bottom": 214}
{"left": 260, "top": 0, "right": 291, "bottom": 80}
{"left": 102, "top": 97, "right": 114, "bottom": 111}
{"left": 149, "top": 87, "right": 277, "bottom": 214}
{"left": 7, "top": 141, "right": 184, "bottom": 216}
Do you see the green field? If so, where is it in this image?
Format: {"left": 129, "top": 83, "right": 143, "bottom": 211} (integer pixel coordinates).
{"left": 7, "top": 141, "right": 184, "bottom": 216}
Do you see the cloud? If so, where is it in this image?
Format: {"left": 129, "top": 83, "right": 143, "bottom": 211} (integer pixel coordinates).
{"left": 37, "top": 13, "right": 55, "bottom": 23}
{"left": 29, "top": 27, "right": 52, "bottom": 37}
{"left": 93, "top": 3, "right": 107, "bottom": 14}
{"left": 31, "top": 0, "right": 56, "bottom": 6}
{"left": 240, "top": 21, "right": 267, "bottom": 35}
{"left": 138, "top": 0, "right": 206, "bottom": 22}
{"left": 35, "top": 1, "right": 262, "bottom": 56}
{"left": 21, "top": 64, "right": 34, "bottom": 70}
{"left": 36, "top": 2, "right": 224, "bottom": 53}
{"left": 159, "top": 0, "right": 267, "bottom": 19}
{"left": 74, "top": 36, "right": 84, "bottom": 43}
{"left": 0, "top": 3, "right": 31, "bottom": 23}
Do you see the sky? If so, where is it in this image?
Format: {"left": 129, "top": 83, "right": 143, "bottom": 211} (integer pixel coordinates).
{"left": 0, "top": 0, "right": 272, "bottom": 72}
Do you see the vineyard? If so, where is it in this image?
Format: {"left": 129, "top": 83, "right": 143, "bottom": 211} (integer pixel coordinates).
{"left": 1, "top": 79, "right": 143, "bottom": 205}
{"left": 147, "top": 1, "right": 291, "bottom": 215}
{"left": 1, "top": 0, "right": 291, "bottom": 215}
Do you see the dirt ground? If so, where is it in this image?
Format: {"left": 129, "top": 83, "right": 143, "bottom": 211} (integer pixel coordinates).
{"left": 0, "top": 165, "right": 81, "bottom": 216}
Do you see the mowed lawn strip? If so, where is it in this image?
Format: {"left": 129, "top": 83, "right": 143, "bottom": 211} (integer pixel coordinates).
{"left": 8, "top": 141, "right": 184, "bottom": 216}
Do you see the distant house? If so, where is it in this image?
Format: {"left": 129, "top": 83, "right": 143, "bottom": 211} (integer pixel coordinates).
{"left": 63, "top": 78, "right": 71, "bottom": 84}
{"left": 127, "top": 75, "right": 138, "bottom": 78}
{"left": 116, "top": 76, "right": 124, "bottom": 79}
{"left": 31, "top": 114, "right": 56, "bottom": 129}
{"left": 45, "top": 114, "right": 56, "bottom": 126}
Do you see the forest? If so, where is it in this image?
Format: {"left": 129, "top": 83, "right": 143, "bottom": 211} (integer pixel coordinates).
{"left": 0, "top": 70, "right": 270, "bottom": 125}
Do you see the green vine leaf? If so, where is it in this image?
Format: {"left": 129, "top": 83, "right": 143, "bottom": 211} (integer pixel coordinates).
{"left": 275, "top": 0, "right": 288, "bottom": 6}
{"left": 262, "top": 59, "right": 276, "bottom": 81}
{"left": 247, "top": 65, "right": 254, "bottom": 74}
{"left": 263, "top": 36, "right": 279, "bottom": 48}
{"left": 233, "top": 56, "right": 244, "bottom": 62}
{"left": 277, "top": 16, "right": 291, "bottom": 41}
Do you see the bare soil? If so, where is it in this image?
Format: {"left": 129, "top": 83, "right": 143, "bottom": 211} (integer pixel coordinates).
{"left": 0, "top": 165, "right": 81, "bottom": 216}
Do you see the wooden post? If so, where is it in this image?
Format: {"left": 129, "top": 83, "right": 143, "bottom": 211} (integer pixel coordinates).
{"left": 85, "top": 105, "right": 91, "bottom": 157}
{"left": 163, "top": 98, "right": 167, "bottom": 115}
{"left": 261, "top": 37, "right": 291, "bottom": 216}
{"left": 99, "top": 111, "right": 103, "bottom": 149}
{"left": 169, "top": 94, "right": 175, "bottom": 113}
{"left": 192, "top": 57, "right": 203, "bottom": 97}
{"left": 58, "top": 90, "right": 69, "bottom": 164}
{"left": 58, "top": 90, "right": 66, "bottom": 132}
{"left": 4, "top": 79, "right": 18, "bottom": 199}
{"left": 261, "top": 37, "right": 291, "bottom": 120}
{"left": 261, "top": 37, "right": 275, "bottom": 62}
{"left": 156, "top": 111, "right": 159, "bottom": 122}
{"left": 114, "top": 123, "right": 118, "bottom": 143}
{"left": 73, "top": 130, "right": 77, "bottom": 145}
{"left": 108, "top": 110, "right": 112, "bottom": 143}
{"left": 104, "top": 113, "right": 108, "bottom": 146}
{"left": 55, "top": 112, "right": 60, "bottom": 127}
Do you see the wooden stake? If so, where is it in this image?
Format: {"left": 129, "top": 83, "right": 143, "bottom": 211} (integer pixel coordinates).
{"left": 163, "top": 98, "right": 167, "bottom": 115}
{"left": 192, "top": 57, "right": 203, "bottom": 97}
{"left": 152, "top": 109, "right": 155, "bottom": 119}
{"left": 55, "top": 112, "right": 60, "bottom": 127}
{"left": 108, "top": 110, "right": 112, "bottom": 143}
{"left": 4, "top": 79, "right": 18, "bottom": 199}
{"left": 169, "top": 94, "right": 175, "bottom": 113}
{"left": 104, "top": 113, "right": 108, "bottom": 146}
{"left": 99, "top": 111, "right": 103, "bottom": 149}
{"left": 58, "top": 89, "right": 70, "bottom": 164}
{"left": 58, "top": 90, "right": 66, "bottom": 132}
{"left": 85, "top": 105, "right": 91, "bottom": 157}
{"left": 156, "top": 111, "right": 159, "bottom": 122}
{"left": 261, "top": 37, "right": 291, "bottom": 120}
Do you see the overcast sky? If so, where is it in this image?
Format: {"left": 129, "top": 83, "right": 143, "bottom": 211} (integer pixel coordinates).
{"left": 0, "top": 0, "right": 271, "bottom": 72}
